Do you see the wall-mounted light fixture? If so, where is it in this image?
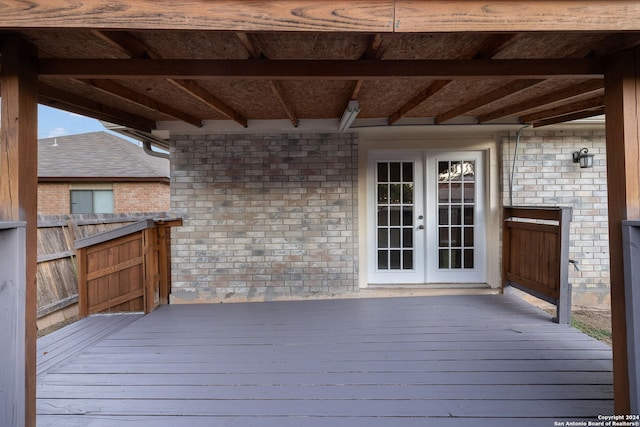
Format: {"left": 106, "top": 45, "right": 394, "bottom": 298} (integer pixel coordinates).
{"left": 338, "top": 100, "right": 361, "bottom": 132}
{"left": 572, "top": 147, "right": 595, "bottom": 169}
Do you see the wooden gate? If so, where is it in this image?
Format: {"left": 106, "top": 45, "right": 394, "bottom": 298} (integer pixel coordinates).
{"left": 75, "top": 218, "right": 181, "bottom": 318}
{"left": 503, "top": 207, "right": 572, "bottom": 324}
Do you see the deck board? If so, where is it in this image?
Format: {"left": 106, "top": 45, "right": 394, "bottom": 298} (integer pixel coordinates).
{"left": 36, "top": 295, "right": 613, "bottom": 426}
{"left": 37, "top": 313, "right": 144, "bottom": 376}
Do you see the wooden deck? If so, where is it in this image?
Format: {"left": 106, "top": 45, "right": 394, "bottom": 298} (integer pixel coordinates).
{"left": 36, "top": 295, "right": 613, "bottom": 426}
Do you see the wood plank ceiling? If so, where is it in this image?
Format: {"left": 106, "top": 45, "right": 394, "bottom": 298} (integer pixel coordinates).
{"left": 3, "top": 29, "right": 640, "bottom": 132}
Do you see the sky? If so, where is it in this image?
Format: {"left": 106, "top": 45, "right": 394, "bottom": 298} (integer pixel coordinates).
{"left": 38, "top": 104, "right": 109, "bottom": 139}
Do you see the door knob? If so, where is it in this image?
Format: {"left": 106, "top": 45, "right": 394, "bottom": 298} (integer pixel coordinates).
{"left": 418, "top": 225, "right": 425, "bottom": 230}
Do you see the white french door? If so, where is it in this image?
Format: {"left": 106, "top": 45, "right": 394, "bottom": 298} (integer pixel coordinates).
{"left": 368, "top": 151, "right": 486, "bottom": 284}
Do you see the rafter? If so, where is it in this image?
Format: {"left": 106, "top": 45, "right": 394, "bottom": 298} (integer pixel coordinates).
{"left": 346, "top": 33, "right": 393, "bottom": 106}
{"left": 388, "top": 80, "right": 450, "bottom": 124}
{"left": 349, "top": 34, "right": 391, "bottom": 100}
{"left": 237, "top": 32, "right": 298, "bottom": 127}
{"left": 388, "top": 33, "right": 515, "bottom": 124}
{"left": 349, "top": 80, "right": 364, "bottom": 100}
{"left": 81, "top": 79, "right": 202, "bottom": 127}
{"left": 38, "top": 58, "right": 604, "bottom": 80}
{"left": 520, "top": 96, "right": 605, "bottom": 124}
{"left": 531, "top": 107, "right": 605, "bottom": 128}
{"left": 269, "top": 81, "right": 298, "bottom": 127}
{"left": 168, "top": 80, "right": 248, "bottom": 127}
{"left": 236, "top": 32, "right": 262, "bottom": 59}
{"left": 478, "top": 79, "right": 604, "bottom": 123}
{"left": 473, "top": 33, "right": 517, "bottom": 60}
{"left": 594, "top": 34, "right": 640, "bottom": 56}
{"left": 91, "top": 30, "right": 151, "bottom": 58}
{"left": 95, "top": 30, "right": 247, "bottom": 127}
{"left": 42, "top": 35, "right": 199, "bottom": 128}
{"left": 364, "top": 33, "right": 391, "bottom": 60}
{"left": 436, "top": 79, "right": 542, "bottom": 124}
{"left": 38, "top": 83, "right": 155, "bottom": 131}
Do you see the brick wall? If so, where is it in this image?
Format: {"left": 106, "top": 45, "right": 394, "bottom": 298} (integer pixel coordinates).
{"left": 501, "top": 128, "right": 610, "bottom": 308}
{"left": 38, "top": 183, "right": 70, "bottom": 214}
{"left": 113, "top": 182, "right": 170, "bottom": 213}
{"left": 38, "top": 182, "right": 169, "bottom": 214}
{"left": 169, "top": 133, "right": 358, "bottom": 303}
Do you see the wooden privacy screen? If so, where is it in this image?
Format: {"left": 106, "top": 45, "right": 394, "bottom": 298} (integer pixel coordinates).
{"left": 75, "top": 218, "right": 181, "bottom": 318}
{"left": 503, "top": 207, "right": 572, "bottom": 324}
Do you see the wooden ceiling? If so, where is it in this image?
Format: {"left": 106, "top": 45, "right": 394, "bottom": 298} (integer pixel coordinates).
{"left": 3, "top": 1, "right": 640, "bottom": 132}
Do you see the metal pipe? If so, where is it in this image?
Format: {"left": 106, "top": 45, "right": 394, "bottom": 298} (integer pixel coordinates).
{"left": 143, "top": 141, "right": 169, "bottom": 160}
{"left": 509, "top": 125, "right": 530, "bottom": 206}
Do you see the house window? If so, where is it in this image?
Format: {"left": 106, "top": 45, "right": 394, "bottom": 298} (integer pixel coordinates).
{"left": 70, "top": 190, "right": 114, "bottom": 214}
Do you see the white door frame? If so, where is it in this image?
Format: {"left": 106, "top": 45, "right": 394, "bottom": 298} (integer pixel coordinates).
{"left": 367, "top": 152, "right": 425, "bottom": 284}
{"left": 367, "top": 150, "right": 486, "bottom": 285}
{"left": 425, "top": 151, "right": 486, "bottom": 283}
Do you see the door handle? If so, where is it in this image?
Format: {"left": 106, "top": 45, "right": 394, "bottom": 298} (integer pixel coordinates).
{"left": 417, "top": 225, "right": 425, "bottom": 230}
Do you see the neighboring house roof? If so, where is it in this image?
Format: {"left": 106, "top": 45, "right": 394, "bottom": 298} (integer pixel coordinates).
{"left": 38, "top": 132, "right": 169, "bottom": 182}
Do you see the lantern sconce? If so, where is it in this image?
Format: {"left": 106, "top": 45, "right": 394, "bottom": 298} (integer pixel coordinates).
{"left": 572, "top": 148, "right": 595, "bottom": 169}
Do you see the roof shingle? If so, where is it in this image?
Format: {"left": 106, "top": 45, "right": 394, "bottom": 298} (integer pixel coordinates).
{"left": 38, "top": 132, "right": 169, "bottom": 180}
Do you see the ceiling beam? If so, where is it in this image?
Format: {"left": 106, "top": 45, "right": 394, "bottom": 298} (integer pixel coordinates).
{"left": 38, "top": 84, "right": 155, "bottom": 131}
{"left": 478, "top": 79, "right": 604, "bottom": 123}
{"left": 2, "top": 1, "right": 639, "bottom": 32}
{"left": 38, "top": 58, "right": 604, "bottom": 80}
{"left": 0, "top": 1, "right": 395, "bottom": 32}
{"left": 531, "top": 107, "right": 605, "bottom": 128}
{"left": 95, "top": 30, "right": 247, "bottom": 128}
{"left": 81, "top": 79, "right": 203, "bottom": 127}
{"left": 394, "top": 1, "right": 640, "bottom": 32}
{"left": 436, "top": 79, "right": 542, "bottom": 124}
{"left": 520, "top": 95, "right": 605, "bottom": 124}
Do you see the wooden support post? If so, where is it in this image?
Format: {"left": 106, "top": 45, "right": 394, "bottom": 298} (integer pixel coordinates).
{"left": 0, "top": 34, "right": 39, "bottom": 427}
{"left": 604, "top": 46, "right": 640, "bottom": 414}
{"left": 622, "top": 221, "right": 640, "bottom": 414}
{"left": 0, "top": 223, "right": 27, "bottom": 427}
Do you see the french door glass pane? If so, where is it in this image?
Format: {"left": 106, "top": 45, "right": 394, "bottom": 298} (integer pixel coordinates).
{"left": 437, "top": 160, "right": 476, "bottom": 270}
{"left": 376, "top": 161, "right": 415, "bottom": 271}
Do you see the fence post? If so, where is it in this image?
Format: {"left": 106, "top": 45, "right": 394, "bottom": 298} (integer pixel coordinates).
{"left": 76, "top": 247, "right": 88, "bottom": 319}
{"left": 502, "top": 207, "right": 512, "bottom": 291}
{"left": 555, "top": 207, "right": 573, "bottom": 324}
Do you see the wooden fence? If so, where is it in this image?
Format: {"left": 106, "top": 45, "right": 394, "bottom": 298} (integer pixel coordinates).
{"left": 36, "top": 213, "right": 172, "bottom": 320}
{"left": 75, "top": 218, "right": 181, "bottom": 318}
{"left": 503, "top": 206, "right": 573, "bottom": 324}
